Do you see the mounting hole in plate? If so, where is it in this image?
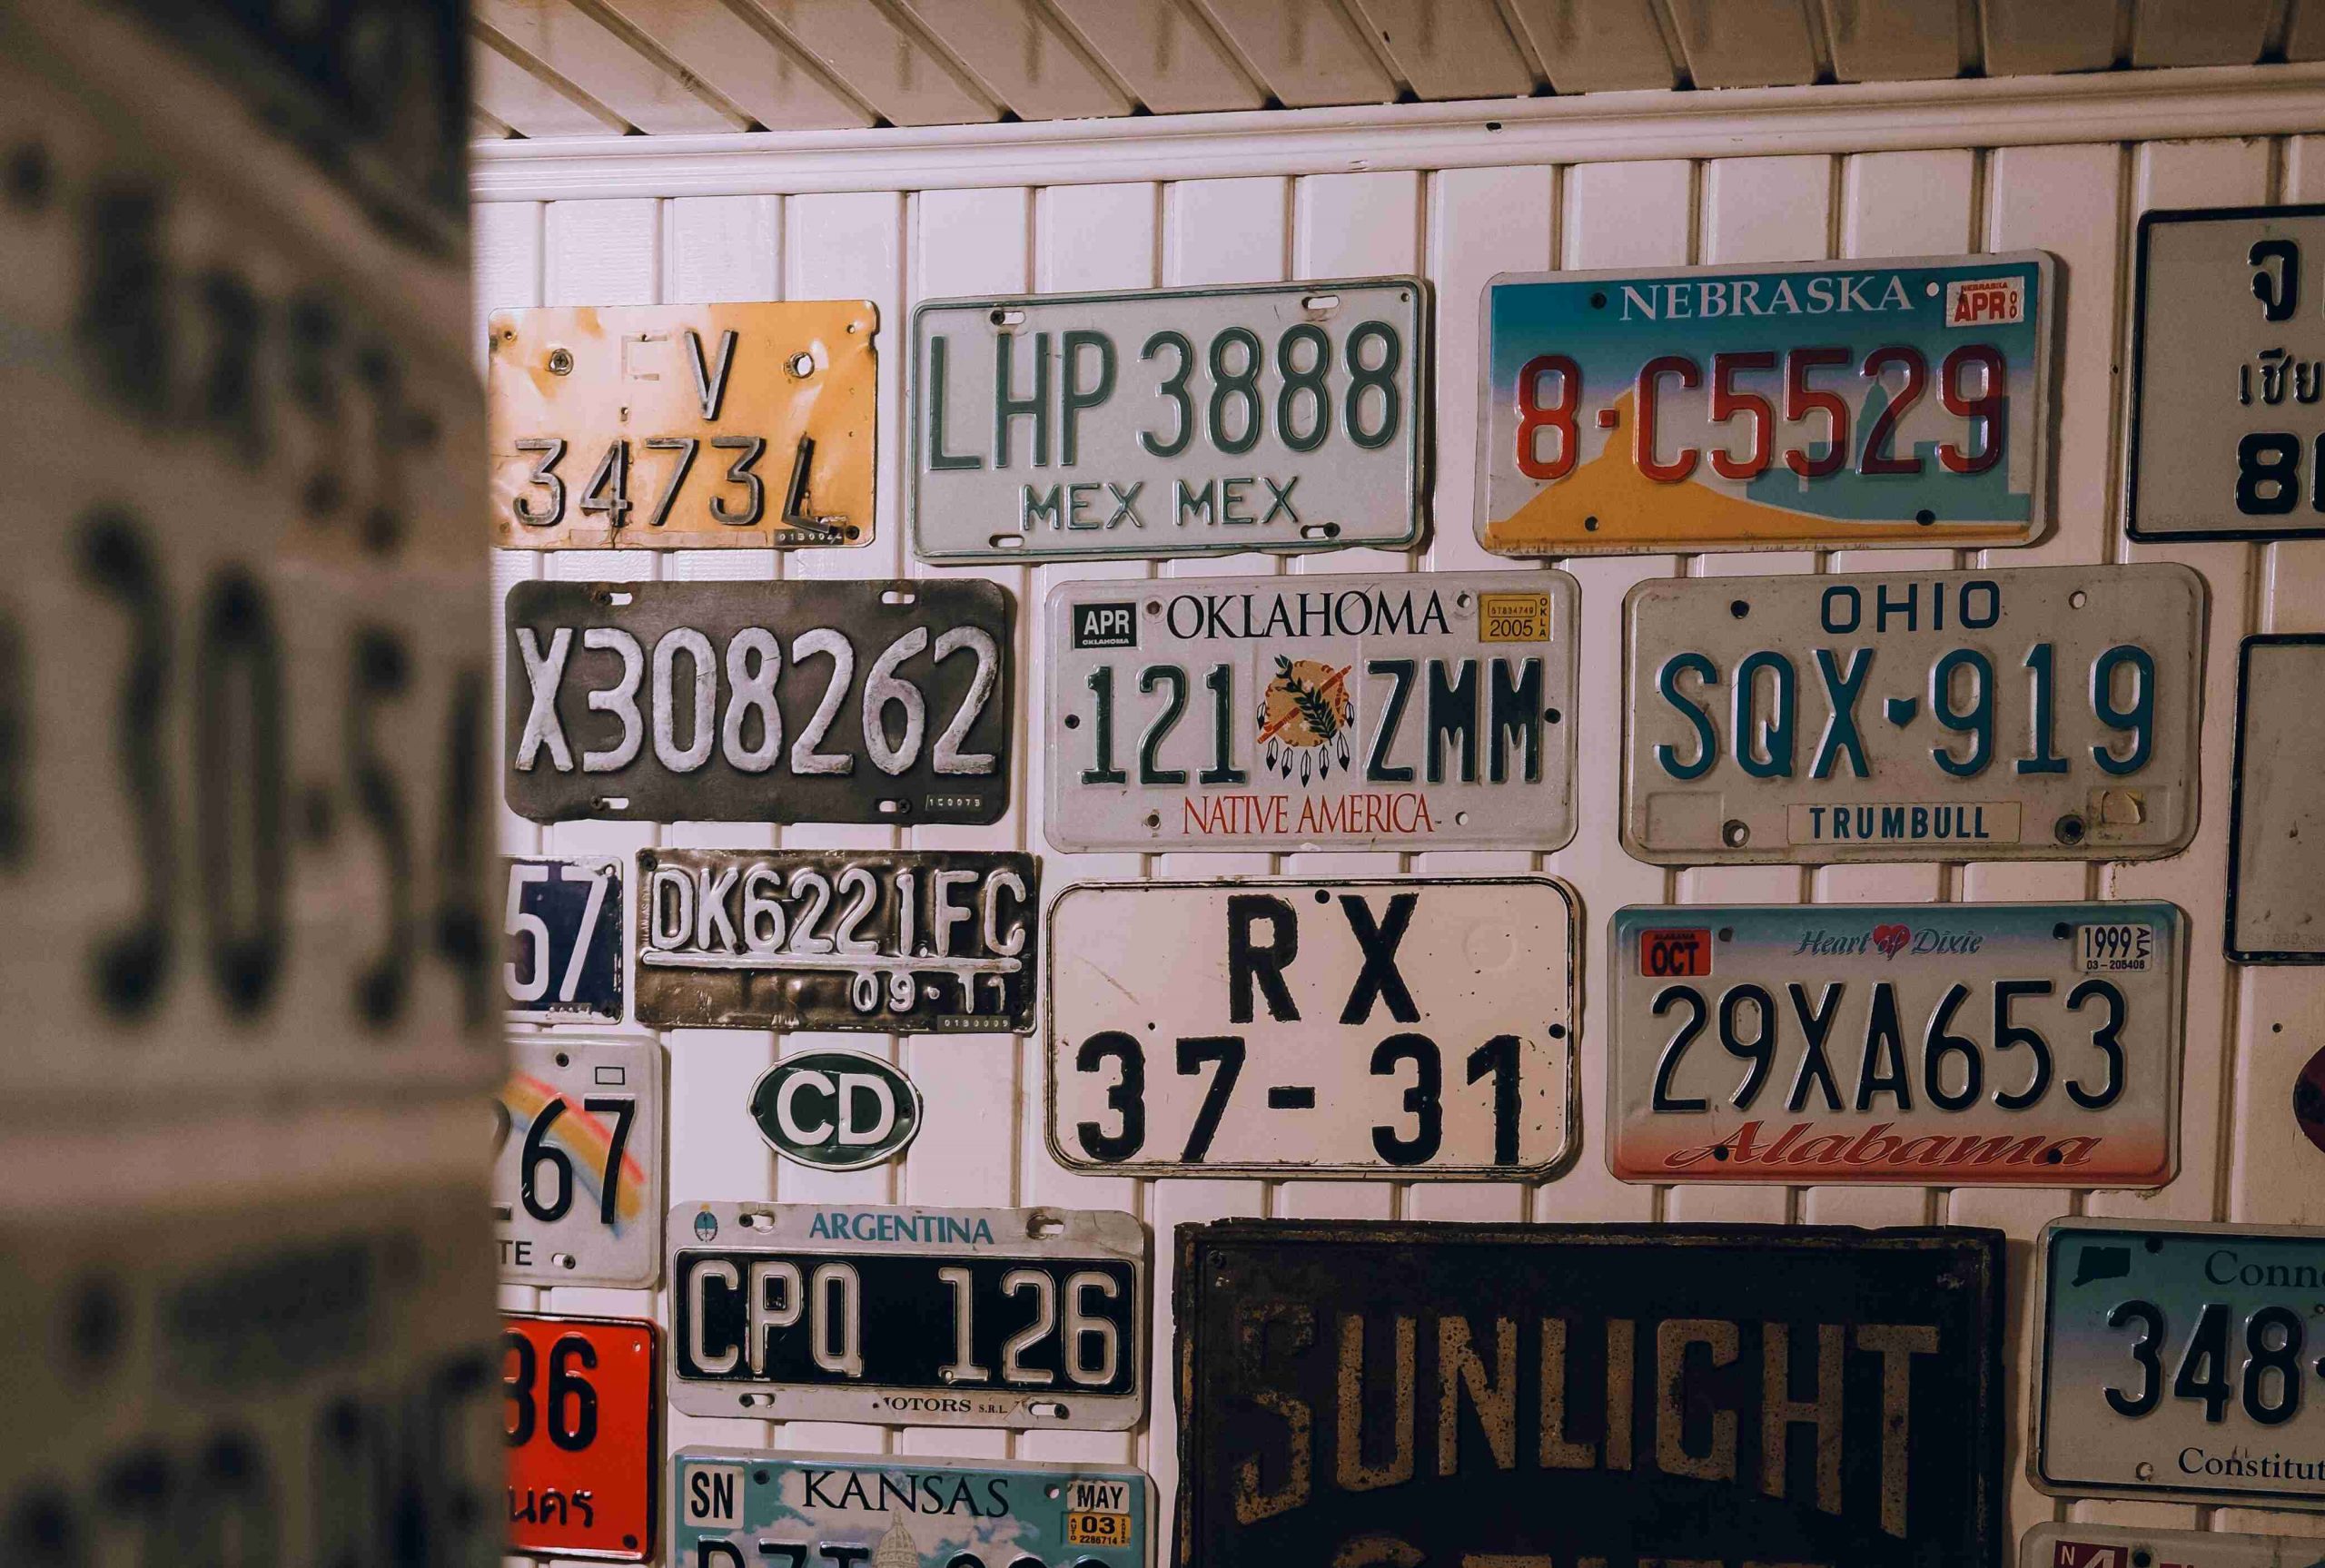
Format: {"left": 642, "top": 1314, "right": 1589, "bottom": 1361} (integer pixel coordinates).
{"left": 1729, "top": 599, "right": 1749, "bottom": 618}
{"left": 1030, "top": 1401, "right": 1070, "bottom": 1420}
{"left": 1064, "top": 713, "right": 1081, "bottom": 729}
{"left": 1545, "top": 706, "right": 1562, "bottom": 724}
{"left": 553, "top": 1051, "right": 570, "bottom": 1068}
{"left": 1314, "top": 889, "right": 1331, "bottom": 904}
{"left": 554, "top": 1253, "right": 576, "bottom": 1269}
{"left": 1301, "top": 523, "right": 1341, "bottom": 540}
{"left": 2070, "top": 590, "right": 2088, "bottom": 608}
{"left": 2054, "top": 814, "right": 2086, "bottom": 845}
{"left": 1028, "top": 1210, "right": 1064, "bottom": 1238}
{"left": 1548, "top": 1023, "right": 1567, "bottom": 1040}
{"left": 1454, "top": 811, "right": 1469, "bottom": 826}
{"left": 1914, "top": 509, "right": 1935, "bottom": 526}
{"left": 881, "top": 588, "right": 915, "bottom": 606}
{"left": 987, "top": 533, "right": 1025, "bottom": 549}
{"left": 1720, "top": 820, "right": 1749, "bottom": 848}
{"left": 1583, "top": 516, "right": 1599, "bottom": 531}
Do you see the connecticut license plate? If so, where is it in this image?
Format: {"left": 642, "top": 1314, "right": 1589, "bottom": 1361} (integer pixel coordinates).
{"left": 2025, "top": 1523, "right": 2325, "bottom": 1567}
{"left": 494, "top": 1036, "right": 663, "bottom": 1287}
{"left": 503, "top": 1314, "right": 658, "bottom": 1561}
{"left": 1622, "top": 564, "right": 2204, "bottom": 863}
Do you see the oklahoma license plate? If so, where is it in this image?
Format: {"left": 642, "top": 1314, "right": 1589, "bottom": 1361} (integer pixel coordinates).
{"left": 503, "top": 1313, "right": 658, "bottom": 1561}
{"left": 668, "top": 1204, "right": 1145, "bottom": 1429}
{"left": 1623, "top": 564, "right": 2204, "bottom": 863}
{"left": 1044, "top": 571, "right": 1578, "bottom": 853}
{"left": 636, "top": 848, "right": 1038, "bottom": 1032}
{"left": 2025, "top": 1523, "right": 2325, "bottom": 1568}
{"left": 1479, "top": 251, "right": 2053, "bottom": 554}
{"left": 1610, "top": 902, "right": 2182, "bottom": 1188}
{"left": 911, "top": 279, "right": 1428, "bottom": 561}
{"left": 504, "top": 578, "right": 1012, "bottom": 824}
{"left": 494, "top": 1036, "right": 663, "bottom": 1287}
{"left": 1047, "top": 877, "right": 1576, "bottom": 1178}
{"left": 503, "top": 855, "right": 623, "bottom": 1022}
{"left": 2229, "top": 636, "right": 2325, "bottom": 962}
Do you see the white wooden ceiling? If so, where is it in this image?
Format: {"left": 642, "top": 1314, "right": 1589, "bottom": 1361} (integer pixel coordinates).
{"left": 470, "top": 0, "right": 2325, "bottom": 137}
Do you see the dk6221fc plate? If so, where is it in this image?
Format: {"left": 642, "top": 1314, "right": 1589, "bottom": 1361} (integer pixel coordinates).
{"left": 2024, "top": 1523, "right": 2325, "bottom": 1567}
{"left": 503, "top": 1314, "right": 658, "bottom": 1561}
{"left": 495, "top": 1036, "right": 664, "bottom": 1287}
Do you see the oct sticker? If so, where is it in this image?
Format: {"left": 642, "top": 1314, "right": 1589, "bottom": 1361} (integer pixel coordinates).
{"left": 1638, "top": 927, "right": 1711, "bottom": 977}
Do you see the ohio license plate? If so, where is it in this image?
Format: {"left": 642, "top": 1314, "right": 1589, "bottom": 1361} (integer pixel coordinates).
{"left": 1479, "top": 251, "right": 2053, "bottom": 554}
{"left": 636, "top": 848, "right": 1038, "bottom": 1032}
{"left": 503, "top": 578, "right": 1013, "bottom": 825}
{"left": 911, "top": 279, "right": 1427, "bottom": 561}
{"left": 2025, "top": 1523, "right": 2325, "bottom": 1567}
{"left": 674, "top": 1449, "right": 1152, "bottom": 1567}
{"left": 1175, "top": 1218, "right": 2003, "bottom": 1566}
{"left": 494, "top": 1036, "right": 663, "bottom": 1287}
{"left": 2229, "top": 636, "right": 2325, "bottom": 962}
{"left": 2128, "top": 205, "right": 2325, "bottom": 541}
{"left": 1610, "top": 902, "right": 2182, "bottom": 1188}
{"left": 490, "top": 301, "right": 876, "bottom": 549}
{"left": 503, "top": 855, "right": 623, "bottom": 1022}
{"left": 1044, "top": 571, "right": 1578, "bottom": 853}
{"left": 668, "top": 1204, "right": 1145, "bottom": 1429}
{"left": 1623, "top": 564, "right": 2204, "bottom": 863}
{"left": 1046, "top": 877, "right": 1576, "bottom": 1178}
{"left": 503, "top": 1314, "right": 658, "bottom": 1561}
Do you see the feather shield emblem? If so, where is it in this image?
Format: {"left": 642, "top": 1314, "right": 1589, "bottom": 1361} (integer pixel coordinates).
{"left": 1256, "top": 656, "right": 1355, "bottom": 783}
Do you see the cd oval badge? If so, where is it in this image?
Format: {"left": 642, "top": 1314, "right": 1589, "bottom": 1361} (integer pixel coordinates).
{"left": 749, "top": 1050, "right": 924, "bottom": 1171}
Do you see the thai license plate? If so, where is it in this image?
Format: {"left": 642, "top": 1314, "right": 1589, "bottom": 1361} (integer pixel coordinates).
{"left": 2128, "top": 205, "right": 2325, "bottom": 541}
{"left": 1622, "top": 564, "right": 2204, "bottom": 863}
{"left": 503, "top": 578, "right": 1013, "bottom": 825}
{"left": 1046, "top": 877, "right": 1576, "bottom": 1178}
{"left": 1044, "top": 571, "right": 1578, "bottom": 853}
{"left": 503, "top": 1314, "right": 658, "bottom": 1561}
{"left": 668, "top": 1204, "right": 1145, "bottom": 1429}
{"left": 2229, "top": 636, "right": 2325, "bottom": 962}
{"left": 674, "top": 1448, "right": 1152, "bottom": 1567}
{"left": 1479, "top": 251, "right": 2053, "bottom": 554}
{"left": 1175, "top": 1218, "right": 2004, "bottom": 1566}
{"left": 1609, "top": 902, "right": 2182, "bottom": 1188}
{"left": 2037, "top": 1219, "right": 2325, "bottom": 1508}
{"left": 2025, "top": 1523, "right": 2325, "bottom": 1567}
{"left": 494, "top": 1036, "right": 663, "bottom": 1287}
{"left": 636, "top": 848, "right": 1038, "bottom": 1032}
{"left": 911, "top": 279, "right": 1428, "bottom": 562}
{"left": 490, "top": 301, "right": 876, "bottom": 549}
{"left": 504, "top": 855, "right": 623, "bottom": 1022}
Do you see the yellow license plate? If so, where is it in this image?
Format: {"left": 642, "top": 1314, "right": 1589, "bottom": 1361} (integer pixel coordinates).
{"left": 1066, "top": 1511, "right": 1133, "bottom": 1546}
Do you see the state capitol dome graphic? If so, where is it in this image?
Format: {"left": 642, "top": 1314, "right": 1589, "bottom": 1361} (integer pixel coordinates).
{"left": 874, "top": 1517, "right": 919, "bottom": 1567}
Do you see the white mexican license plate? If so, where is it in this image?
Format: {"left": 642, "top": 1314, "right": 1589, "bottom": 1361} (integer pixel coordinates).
{"left": 494, "top": 1036, "right": 663, "bottom": 1287}
{"left": 911, "top": 279, "right": 1427, "bottom": 561}
{"left": 1044, "top": 571, "right": 1578, "bottom": 853}
{"left": 2025, "top": 1523, "right": 2325, "bottom": 1567}
{"left": 1608, "top": 902, "right": 2183, "bottom": 1187}
{"left": 1046, "top": 877, "right": 1576, "bottom": 1177}
{"left": 1622, "top": 564, "right": 2204, "bottom": 863}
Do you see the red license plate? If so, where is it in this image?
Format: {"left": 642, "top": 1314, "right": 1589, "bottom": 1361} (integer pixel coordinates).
{"left": 504, "top": 1313, "right": 658, "bottom": 1560}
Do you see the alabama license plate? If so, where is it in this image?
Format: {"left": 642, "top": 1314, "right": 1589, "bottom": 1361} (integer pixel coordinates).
{"left": 503, "top": 1314, "right": 658, "bottom": 1561}
{"left": 503, "top": 578, "right": 1013, "bottom": 825}
{"left": 674, "top": 1449, "right": 1153, "bottom": 1567}
{"left": 1623, "top": 564, "right": 2204, "bottom": 863}
{"left": 1479, "top": 251, "right": 2053, "bottom": 554}
{"left": 2025, "top": 1523, "right": 2325, "bottom": 1568}
{"left": 503, "top": 855, "right": 623, "bottom": 1022}
{"left": 668, "top": 1204, "right": 1145, "bottom": 1429}
{"left": 2229, "top": 636, "right": 2325, "bottom": 962}
{"left": 490, "top": 301, "right": 876, "bottom": 549}
{"left": 911, "top": 279, "right": 1428, "bottom": 561}
{"left": 1046, "top": 877, "right": 1576, "bottom": 1178}
{"left": 1610, "top": 902, "right": 2182, "bottom": 1187}
{"left": 1044, "top": 571, "right": 1578, "bottom": 853}
{"left": 494, "top": 1036, "right": 663, "bottom": 1287}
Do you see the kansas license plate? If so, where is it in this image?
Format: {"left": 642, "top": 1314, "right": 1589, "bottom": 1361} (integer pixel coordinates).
{"left": 1623, "top": 564, "right": 2204, "bottom": 863}
{"left": 503, "top": 578, "right": 1013, "bottom": 824}
{"left": 1046, "top": 877, "right": 1576, "bottom": 1178}
{"left": 2229, "top": 636, "right": 2325, "bottom": 962}
{"left": 1175, "top": 1218, "right": 2003, "bottom": 1566}
{"left": 503, "top": 1314, "right": 658, "bottom": 1561}
{"left": 504, "top": 855, "right": 623, "bottom": 1022}
{"left": 668, "top": 1204, "right": 1145, "bottom": 1429}
{"left": 675, "top": 1449, "right": 1152, "bottom": 1567}
{"left": 1479, "top": 252, "right": 2053, "bottom": 554}
{"left": 1610, "top": 902, "right": 2182, "bottom": 1188}
{"left": 2025, "top": 1523, "right": 2325, "bottom": 1567}
{"left": 490, "top": 301, "right": 876, "bottom": 549}
{"left": 636, "top": 848, "right": 1039, "bottom": 1032}
{"left": 1044, "top": 571, "right": 1578, "bottom": 853}
{"left": 494, "top": 1036, "right": 663, "bottom": 1287}
{"left": 911, "top": 279, "right": 1428, "bottom": 561}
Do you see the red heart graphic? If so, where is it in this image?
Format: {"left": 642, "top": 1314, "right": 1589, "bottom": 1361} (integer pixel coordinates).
{"left": 1871, "top": 923, "right": 1911, "bottom": 958}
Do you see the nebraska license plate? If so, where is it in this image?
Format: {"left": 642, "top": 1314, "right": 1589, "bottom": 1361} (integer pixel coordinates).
{"left": 1609, "top": 902, "right": 2183, "bottom": 1188}
{"left": 1479, "top": 252, "right": 2053, "bottom": 555}
{"left": 2025, "top": 1523, "right": 2325, "bottom": 1568}
{"left": 502, "top": 1314, "right": 658, "bottom": 1561}
{"left": 494, "top": 1036, "right": 663, "bottom": 1287}
{"left": 1622, "top": 564, "right": 2204, "bottom": 863}
{"left": 1044, "top": 571, "right": 1578, "bottom": 853}
{"left": 668, "top": 1204, "right": 1146, "bottom": 1429}
{"left": 1046, "top": 877, "right": 1577, "bottom": 1178}
{"left": 503, "top": 855, "right": 623, "bottom": 1022}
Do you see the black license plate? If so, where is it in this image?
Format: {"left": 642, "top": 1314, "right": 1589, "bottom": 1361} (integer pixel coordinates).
{"left": 502, "top": 855, "right": 623, "bottom": 1022}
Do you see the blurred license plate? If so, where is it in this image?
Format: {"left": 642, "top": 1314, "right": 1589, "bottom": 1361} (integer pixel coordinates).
{"left": 2025, "top": 1523, "right": 2325, "bottom": 1567}
{"left": 494, "top": 1036, "right": 663, "bottom": 1287}
{"left": 503, "top": 1314, "right": 658, "bottom": 1560}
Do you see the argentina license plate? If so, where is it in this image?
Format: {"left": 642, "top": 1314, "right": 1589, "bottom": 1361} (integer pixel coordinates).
{"left": 2025, "top": 1523, "right": 2325, "bottom": 1567}
{"left": 1479, "top": 251, "right": 2053, "bottom": 555}
{"left": 1609, "top": 902, "right": 2183, "bottom": 1188}
{"left": 1044, "top": 571, "right": 1578, "bottom": 853}
{"left": 911, "top": 279, "right": 1427, "bottom": 561}
{"left": 1622, "top": 564, "right": 2204, "bottom": 863}
{"left": 494, "top": 1036, "right": 663, "bottom": 1287}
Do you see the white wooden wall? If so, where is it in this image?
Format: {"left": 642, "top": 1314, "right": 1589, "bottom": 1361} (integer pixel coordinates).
{"left": 478, "top": 110, "right": 2325, "bottom": 1563}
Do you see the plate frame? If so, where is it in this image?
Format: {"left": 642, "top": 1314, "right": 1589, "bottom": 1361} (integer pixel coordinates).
{"left": 504, "top": 1310, "right": 662, "bottom": 1564}
{"left": 2225, "top": 632, "right": 2325, "bottom": 962}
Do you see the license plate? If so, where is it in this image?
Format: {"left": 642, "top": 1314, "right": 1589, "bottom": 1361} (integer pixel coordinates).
{"left": 636, "top": 848, "right": 1038, "bottom": 1032}
{"left": 2025, "top": 1523, "right": 2325, "bottom": 1568}
{"left": 1479, "top": 251, "right": 2053, "bottom": 554}
{"left": 911, "top": 279, "right": 1427, "bottom": 561}
{"left": 1623, "top": 564, "right": 2203, "bottom": 863}
{"left": 494, "top": 1036, "right": 663, "bottom": 1287}
{"left": 1175, "top": 1218, "right": 2003, "bottom": 1566}
{"left": 1044, "top": 571, "right": 1578, "bottom": 853}
{"left": 674, "top": 1448, "right": 1153, "bottom": 1566}
{"left": 490, "top": 301, "right": 876, "bottom": 549}
{"left": 668, "top": 1204, "right": 1145, "bottom": 1428}
{"left": 2229, "top": 635, "right": 2325, "bottom": 962}
{"left": 504, "top": 855, "right": 623, "bottom": 1022}
{"left": 503, "top": 1313, "right": 658, "bottom": 1561}
{"left": 1046, "top": 877, "right": 1576, "bottom": 1177}
{"left": 1610, "top": 902, "right": 2182, "bottom": 1188}
{"left": 2128, "top": 205, "right": 2325, "bottom": 541}
{"left": 2036, "top": 1218, "right": 2325, "bottom": 1507}
{"left": 503, "top": 578, "right": 1013, "bottom": 824}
